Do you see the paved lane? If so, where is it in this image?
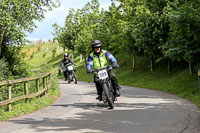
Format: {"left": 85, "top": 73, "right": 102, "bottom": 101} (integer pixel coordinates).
{"left": 0, "top": 80, "right": 200, "bottom": 133}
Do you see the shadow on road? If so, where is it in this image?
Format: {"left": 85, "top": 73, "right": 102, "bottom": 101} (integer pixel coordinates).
{"left": 7, "top": 81, "right": 198, "bottom": 133}
{"left": 9, "top": 101, "right": 183, "bottom": 133}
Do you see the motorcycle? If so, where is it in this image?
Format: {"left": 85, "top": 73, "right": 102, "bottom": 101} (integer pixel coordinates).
{"left": 64, "top": 64, "right": 77, "bottom": 84}
{"left": 93, "top": 66, "right": 116, "bottom": 109}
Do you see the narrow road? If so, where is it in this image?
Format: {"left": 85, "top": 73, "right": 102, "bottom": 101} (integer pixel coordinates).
{"left": 0, "top": 80, "right": 200, "bottom": 133}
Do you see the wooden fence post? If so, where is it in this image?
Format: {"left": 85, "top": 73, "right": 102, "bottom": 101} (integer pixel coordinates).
{"left": 198, "top": 69, "right": 200, "bottom": 91}
{"left": 43, "top": 77, "right": 47, "bottom": 94}
{"left": 8, "top": 85, "right": 12, "bottom": 112}
{"left": 36, "top": 79, "right": 39, "bottom": 92}
{"left": 24, "top": 82, "right": 29, "bottom": 102}
{"left": 0, "top": 72, "right": 51, "bottom": 112}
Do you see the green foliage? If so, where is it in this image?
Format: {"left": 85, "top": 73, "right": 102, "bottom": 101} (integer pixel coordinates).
{"left": 0, "top": 0, "right": 60, "bottom": 80}
{"left": 0, "top": 42, "right": 62, "bottom": 121}
{"left": 0, "top": 0, "right": 60, "bottom": 47}
{"left": 0, "top": 58, "right": 11, "bottom": 81}
{"left": 52, "top": 47, "right": 57, "bottom": 58}
{"left": 1, "top": 45, "right": 29, "bottom": 78}
{"left": 43, "top": 53, "right": 46, "bottom": 58}
{"left": 52, "top": 0, "right": 200, "bottom": 74}
{"left": 163, "top": 0, "right": 200, "bottom": 64}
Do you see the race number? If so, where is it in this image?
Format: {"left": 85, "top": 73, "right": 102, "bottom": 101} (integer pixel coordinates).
{"left": 98, "top": 69, "right": 108, "bottom": 79}
{"left": 67, "top": 66, "right": 74, "bottom": 71}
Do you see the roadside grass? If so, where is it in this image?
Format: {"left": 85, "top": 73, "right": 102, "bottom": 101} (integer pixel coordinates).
{"left": 117, "top": 54, "right": 200, "bottom": 107}
{"left": 0, "top": 42, "right": 63, "bottom": 121}
{"left": 0, "top": 73, "right": 60, "bottom": 121}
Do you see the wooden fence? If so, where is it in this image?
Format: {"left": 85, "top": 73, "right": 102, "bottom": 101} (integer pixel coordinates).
{"left": 0, "top": 72, "right": 51, "bottom": 112}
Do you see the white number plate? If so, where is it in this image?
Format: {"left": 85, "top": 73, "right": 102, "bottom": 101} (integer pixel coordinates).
{"left": 68, "top": 66, "right": 73, "bottom": 71}
{"left": 98, "top": 69, "right": 108, "bottom": 79}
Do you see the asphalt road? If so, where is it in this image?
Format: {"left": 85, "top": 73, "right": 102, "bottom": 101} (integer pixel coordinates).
{"left": 0, "top": 80, "right": 200, "bottom": 133}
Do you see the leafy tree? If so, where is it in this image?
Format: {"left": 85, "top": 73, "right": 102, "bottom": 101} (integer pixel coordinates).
{"left": 116, "top": 0, "right": 168, "bottom": 71}
{"left": 163, "top": 0, "right": 200, "bottom": 75}
{"left": 0, "top": 0, "right": 59, "bottom": 78}
{"left": 0, "top": 0, "right": 60, "bottom": 55}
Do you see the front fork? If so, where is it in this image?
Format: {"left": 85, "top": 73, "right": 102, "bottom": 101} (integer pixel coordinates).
{"left": 101, "top": 79, "right": 114, "bottom": 103}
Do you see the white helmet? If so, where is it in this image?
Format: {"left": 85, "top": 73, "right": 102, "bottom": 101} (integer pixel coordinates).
{"left": 64, "top": 53, "right": 68, "bottom": 57}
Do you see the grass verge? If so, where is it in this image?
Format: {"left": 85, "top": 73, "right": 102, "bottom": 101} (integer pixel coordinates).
{"left": 0, "top": 73, "right": 60, "bottom": 121}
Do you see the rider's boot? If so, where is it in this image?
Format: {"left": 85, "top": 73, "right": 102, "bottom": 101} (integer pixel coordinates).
{"left": 115, "top": 89, "right": 120, "bottom": 97}
{"left": 96, "top": 95, "right": 102, "bottom": 101}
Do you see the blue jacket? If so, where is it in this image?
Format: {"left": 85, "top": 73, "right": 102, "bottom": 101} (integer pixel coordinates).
{"left": 86, "top": 50, "right": 117, "bottom": 72}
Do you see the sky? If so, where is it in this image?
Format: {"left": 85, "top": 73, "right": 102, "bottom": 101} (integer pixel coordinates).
{"left": 26, "top": 0, "right": 112, "bottom": 42}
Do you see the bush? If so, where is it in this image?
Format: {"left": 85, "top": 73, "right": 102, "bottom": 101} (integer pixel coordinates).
{"left": 1, "top": 45, "right": 29, "bottom": 79}
{"left": 30, "top": 52, "right": 34, "bottom": 59}
{"left": 43, "top": 53, "right": 46, "bottom": 58}
{"left": 52, "top": 48, "right": 57, "bottom": 58}
{"left": 0, "top": 58, "right": 11, "bottom": 81}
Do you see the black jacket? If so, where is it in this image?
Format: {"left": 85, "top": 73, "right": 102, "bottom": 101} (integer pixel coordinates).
{"left": 61, "top": 58, "right": 76, "bottom": 68}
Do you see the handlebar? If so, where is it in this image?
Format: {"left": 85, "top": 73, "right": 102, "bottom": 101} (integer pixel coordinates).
{"left": 92, "top": 65, "right": 113, "bottom": 73}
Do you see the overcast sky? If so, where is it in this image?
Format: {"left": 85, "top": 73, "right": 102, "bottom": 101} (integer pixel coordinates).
{"left": 26, "top": 0, "right": 112, "bottom": 42}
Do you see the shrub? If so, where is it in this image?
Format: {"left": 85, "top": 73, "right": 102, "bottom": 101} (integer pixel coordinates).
{"left": 0, "top": 58, "right": 10, "bottom": 81}
{"left": 43, "top": 53, "right": 46, "bottom": 58}
{"left": 52, "top": 48, "right": 57, "bottom": 58}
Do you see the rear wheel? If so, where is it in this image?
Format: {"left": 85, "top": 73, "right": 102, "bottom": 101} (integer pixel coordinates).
{"left": 103, "top": 83, "right": 114, "bottom": 109}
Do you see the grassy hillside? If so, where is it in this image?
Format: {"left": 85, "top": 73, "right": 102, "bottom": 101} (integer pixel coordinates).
{"left": 0, "top": 41, "right": 63, "bottom": 121}
{"left": 22, "top": 41, "right": 64, "bottom": 72}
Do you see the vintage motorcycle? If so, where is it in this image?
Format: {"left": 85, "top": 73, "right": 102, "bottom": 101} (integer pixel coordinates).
{"left": 93, "top": 66, "right": 117, "bottom": 109}
{"left": 64, "top": 64, "right": 77, "bottom": 84}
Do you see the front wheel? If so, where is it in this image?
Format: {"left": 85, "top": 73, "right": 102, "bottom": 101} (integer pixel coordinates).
{"left": 103, "top": 83, "right": 114, "bottom": 109}
{"left": 67, "top": 72, "right": 71, "bottom": 83}
{"left": 72, "top": 71, "right": 77, "bottom": 84}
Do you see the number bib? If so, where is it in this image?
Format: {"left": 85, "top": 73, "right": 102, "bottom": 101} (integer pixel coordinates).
{"left": 67, "top": 66, "right": 74, "bottom": 71}
{"left": 98, "top": 69, "right": 108, "bottom": 79}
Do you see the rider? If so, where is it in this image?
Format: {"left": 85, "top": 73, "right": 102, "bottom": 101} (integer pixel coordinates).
{"left": 61, "top": 53, "right": 76, "bottom": 81}
{"left": 86, "top": 40, "right": 121, "bottom": 101}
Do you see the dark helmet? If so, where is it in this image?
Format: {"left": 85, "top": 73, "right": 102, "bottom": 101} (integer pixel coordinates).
{"left": 91, "top": 40, "right": 102, "bottom": 48}
{"left": 63, "top": 53, "right": 68, "bottom": 57}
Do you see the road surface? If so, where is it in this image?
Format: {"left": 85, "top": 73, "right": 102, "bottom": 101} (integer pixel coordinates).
{"left": 0, "top": 80, "right": 200, "bottom": 133}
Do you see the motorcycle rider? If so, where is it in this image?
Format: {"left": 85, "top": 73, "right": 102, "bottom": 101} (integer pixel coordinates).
{"left": 86, "top": 40, "right": 121, "bottom": 101}
{"left": 61, "top": 53, "right": 76, "bottom": 81}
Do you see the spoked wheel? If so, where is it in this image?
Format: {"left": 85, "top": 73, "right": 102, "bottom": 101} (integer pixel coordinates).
{"left": 72, "top": 71, "right": 77, "bottom": 84}
{"left": 68, "top": 73, "right": 71, "bottom": 84}
{"left": 68, "top": 78, "right": 71, "bottom": 83}
{"left": 103, "top": 83, "right": 114, "bottom": 109}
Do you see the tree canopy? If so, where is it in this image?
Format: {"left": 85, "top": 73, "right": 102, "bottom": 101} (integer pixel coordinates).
{"left": 53, "top": 0, "right": 200, "bottom": 74}
{"left": 0, "top": 0, "right": 60, "bottom": 78}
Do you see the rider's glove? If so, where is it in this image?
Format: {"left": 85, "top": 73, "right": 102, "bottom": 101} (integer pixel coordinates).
{"left": 112, "top": 63, "right": 119, "bottom": 69}
{"left": 87, "top": 69, "right": 93, "bottom": 74}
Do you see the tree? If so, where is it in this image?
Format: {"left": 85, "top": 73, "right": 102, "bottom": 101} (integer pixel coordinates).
{"left": 163, "top": 0, "right": 200, "bottom": 75}
{"left": 0, "top": 0, "right": 60, "bottom": 55}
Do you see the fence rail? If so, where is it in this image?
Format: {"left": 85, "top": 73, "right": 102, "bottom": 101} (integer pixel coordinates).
{"left": 0, "top": 72, "right": 51, "bottom": 112}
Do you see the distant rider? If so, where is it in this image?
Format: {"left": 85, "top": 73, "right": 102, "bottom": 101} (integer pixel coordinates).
{"left": 86, "top": 40, "right": 121, "bottom": 101}
{"left": 61, "top": 53, "right": 76, "bottom": 81}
